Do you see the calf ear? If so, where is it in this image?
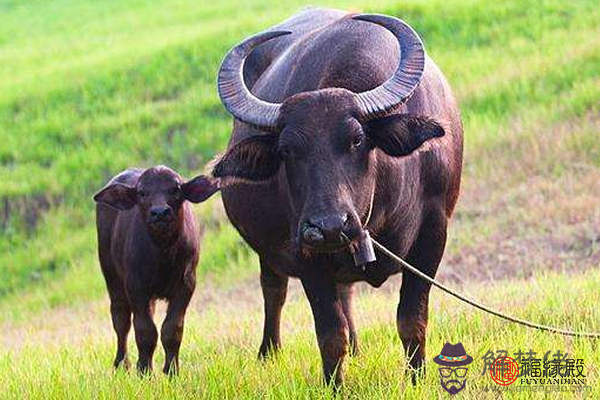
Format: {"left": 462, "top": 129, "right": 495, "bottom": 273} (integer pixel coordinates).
{"left": 181, "top": 175, "right": 220, "bottom": 203}
{"left": 93, "top": 183, "right": 137, "bottom": 211}
{"left": 366, "top": 114, "right": 445, "bottom": 157}
{"left": 212, "top": 135, "right": 281, "bottom": 182}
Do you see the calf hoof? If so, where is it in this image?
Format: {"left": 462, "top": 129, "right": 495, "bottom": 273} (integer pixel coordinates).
{"left": 323, "top": 370, "right": 345, "bottom": 389}
{"left": 258, "top": 342, "right": 280, "bottom": 361}
{"left": 113, "top": 357, "right": 130, "bottom": 370}
{"left": 163, "top": 362, "right": 179, "bottom": 376}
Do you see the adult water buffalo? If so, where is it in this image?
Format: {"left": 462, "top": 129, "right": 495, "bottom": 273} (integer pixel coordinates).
{"left": 213, "top": 8, "right": 463, "bottom": 385}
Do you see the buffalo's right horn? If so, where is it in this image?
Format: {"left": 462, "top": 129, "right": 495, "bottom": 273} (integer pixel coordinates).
{"left": 217, "top": 30, "right": 291, "bottom": 132}
{"left": 352, "top": 14, "right": 426, "bottom": 120}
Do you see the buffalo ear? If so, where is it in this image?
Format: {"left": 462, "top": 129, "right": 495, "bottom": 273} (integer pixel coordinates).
{"left": 366, "top": 114, "right": 445, "bottom": 157}
{"left": 93, "top": 183, "right": 137, "bottom": 211}
{"left": 181, "top": 175, "right": 220, "bottom": 203}
{"left": 212, "top": 135, "right": 281, "bottom": 182}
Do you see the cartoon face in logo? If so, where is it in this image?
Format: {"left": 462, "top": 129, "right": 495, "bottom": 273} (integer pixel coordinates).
{"left": 433, "top": 342, "right": 473, "bottom": 395}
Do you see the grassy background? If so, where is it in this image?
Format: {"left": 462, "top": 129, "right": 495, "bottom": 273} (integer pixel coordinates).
{"left": 0, "top": 0, "right": 598, "bottom": 398}
{"left": 1, "top": 269, "right": 599, "bottom": 399}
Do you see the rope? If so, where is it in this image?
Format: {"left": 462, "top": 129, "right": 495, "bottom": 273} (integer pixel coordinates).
{"left": 362, "top": 184, "right": 376, "bottom": 228}
{"left": 370, "top": 237, "right": 600, "bottom": 339}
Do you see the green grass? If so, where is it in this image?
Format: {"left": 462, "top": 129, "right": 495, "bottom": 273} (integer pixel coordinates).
{"left": 1, "top": 0, "right": 598, "bottom": 313}
{"left": 1, "top": 269, "right": 598, "bottom": 399}
{"left": 0, "top": 0, "right": 599, "bottom": 398}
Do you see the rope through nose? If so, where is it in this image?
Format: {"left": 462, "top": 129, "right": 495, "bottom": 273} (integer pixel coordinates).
{"left": 362, "top": 183, "right": 376, "bottom": 229}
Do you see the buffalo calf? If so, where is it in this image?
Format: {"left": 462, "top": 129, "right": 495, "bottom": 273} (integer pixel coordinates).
{"left": 94, "top": 166, "right": 219, "bottom": 374}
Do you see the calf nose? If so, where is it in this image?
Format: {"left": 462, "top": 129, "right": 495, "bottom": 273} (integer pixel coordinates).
{"left": 150, "top": 206, "right": 172, "bottom": 220}
{"left": 301, "top": 213, "right": 349, "bottom": 246}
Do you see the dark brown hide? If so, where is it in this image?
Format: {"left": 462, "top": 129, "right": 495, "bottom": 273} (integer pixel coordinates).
{"left": 94, "top": 166, "right": 219, "bottom": 374}
{"left": 214, "top": 8, "right": 463, "bottom": 385}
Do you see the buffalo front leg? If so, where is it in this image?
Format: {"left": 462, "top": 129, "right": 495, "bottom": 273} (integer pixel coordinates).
{"left": 132, "top": 300, "right": 158, "bottom": 374}
{"left": 109, "top": 296, "right": 132, "bottom": 369}
{"left": 161, "top": 281, "right": 194, "bottom": 375}
{"left": 100, "top": 258, "right": 131, "bottom": 369}
{"left": 258, "top": 259, "right": 288, "bottom": 359}
{"left": 302, "top": 271, "right": 349, "bottom": 386}
{"left": 336, "top": 283, "right": 358, "bottom": 355}
{"left": 398, "top": 208, "right": 447, "bottom": 383}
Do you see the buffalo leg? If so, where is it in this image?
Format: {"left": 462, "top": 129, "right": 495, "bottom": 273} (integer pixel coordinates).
{"left": 161, "top": 283, "right": 194, "bottom": 375}
{"left": 99, "top": 253, "right": 131, "bottom": 369}
{"left": 336, "top": 283, "right": 358, "bottom": 355}
{"left": 302, "top": 271, "right": 349, "bottom": 386}
{"left": 258, "top": 259, "right": 288, "bottom": 359}
{"left": 398, "top": 207, "right": 447, "bottom": 383}
{"left": 132, "top": 300, "right": 158, "bottom": 374}
{"left": 109, "top": 293, "right": 132, "bottom": 369}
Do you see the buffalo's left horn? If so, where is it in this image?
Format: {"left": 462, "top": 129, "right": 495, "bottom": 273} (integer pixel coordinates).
{"left": 352, "top": 14, "right": 426, "bottom": 120}
{"left": 217, "top": 30, "right": 291, "bottom": 131}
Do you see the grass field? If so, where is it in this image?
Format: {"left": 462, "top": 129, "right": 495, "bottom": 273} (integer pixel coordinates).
{"left": 1, "top": 270, "right": 599, "bottom": 399}
{"left": 0, "top": 0, "right": 598, "bottom": 398}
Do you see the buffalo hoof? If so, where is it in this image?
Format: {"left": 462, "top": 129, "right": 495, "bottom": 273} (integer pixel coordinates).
{"left": 258, "top": 342, "right": 280, "bottom": 360}
{"left": 406, "top": 364, "right": 426, "bottom": 385}
{"left": 113, "top": 357, "right": 130, "bottom": 370}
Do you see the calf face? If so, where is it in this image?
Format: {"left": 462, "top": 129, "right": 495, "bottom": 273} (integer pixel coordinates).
{"left": 94, "top": 166, "right": 219, "bottom": 236}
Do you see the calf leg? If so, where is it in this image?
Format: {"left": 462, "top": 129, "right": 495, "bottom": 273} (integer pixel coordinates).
{"left": 161, "top": 283, "right": 194, "bottom": 375}
{"left": 109, "top": 295, "right": 131, "bottom": 369}
{"left": 99, "top": 254, "right": 131, "bottom": 369}
{"left": 132, "top": 300, "right": 158, "bottom": 374}
{"left": 258, "top": 259, "right": 288, "bottom": 359}
{"left": 336, "top": 283, "right": 358, "bottom": 355}
{"left": 398, "top": 207, "right": 447, "bottom": 383}
{"left": 302, "top": 271, "right": 349, "bottom": 386}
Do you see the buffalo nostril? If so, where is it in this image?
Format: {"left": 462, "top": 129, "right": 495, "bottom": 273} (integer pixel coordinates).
{"left": 150, "top": 206, "right": 171, "bottom": 219}
{"left": 302, "top": 224, "right": 325, "bottom": 244}
{"left": 305, "top": 213, "right": 349, "bottom": 244}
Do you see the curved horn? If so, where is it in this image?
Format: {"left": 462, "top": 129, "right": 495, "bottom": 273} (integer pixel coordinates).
{"left": 352, "top": 14, "right": 425, "bottom": 120}
{"left": 217, "top": 30, "right": 292, "bottom": 131}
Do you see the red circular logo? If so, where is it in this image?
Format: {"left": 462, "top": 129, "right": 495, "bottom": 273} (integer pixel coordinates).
{"left": 489, "top": 356, "right": 519, "bottom": 386}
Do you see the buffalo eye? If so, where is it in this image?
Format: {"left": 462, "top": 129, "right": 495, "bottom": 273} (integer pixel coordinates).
{"left": 351, "top": 134, "right": 365, "bottom": 149}
{"left": 138, "top": 190, "right": 147, "bottom": 198}
{"left": 169, "top": 186, "right": 180, "bottom": 196}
